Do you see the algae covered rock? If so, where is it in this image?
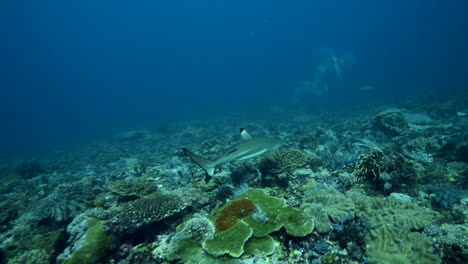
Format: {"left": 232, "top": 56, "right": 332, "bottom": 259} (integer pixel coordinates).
{"left": 369, "top": 109, "right": 409, "bottom": 137}
{"left": 7, "top": 249, "right": 51, "bottom": 264}
{"left": 16, "top": 229, "right": 65, "bottom": 256}
{"left": 58, "top": 217, "right": 118, "bottom": 264}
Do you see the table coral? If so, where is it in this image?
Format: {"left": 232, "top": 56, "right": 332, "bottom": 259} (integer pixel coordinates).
{"left": 107, "top": 178, "right": 158, "bottom": 198}
{"left": 106, "top": 192, "right": 187, "bottom": 233}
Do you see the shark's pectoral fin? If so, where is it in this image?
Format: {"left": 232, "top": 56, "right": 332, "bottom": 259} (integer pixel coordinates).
{"left": 206, "top": 167, "right": 215, "bottom": 176}
{"left": 183, "top": 148, "right": 217, "bottom": 176}
{"left": 240, "top": 128, "right": 253, "bottom": 141}
{"left": 263, "top": 152, "right": 276, "bottom": 161}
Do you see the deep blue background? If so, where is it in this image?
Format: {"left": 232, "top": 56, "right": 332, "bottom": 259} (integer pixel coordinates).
{"left": 1, "top": 0, "right": 467, "bottom": 159}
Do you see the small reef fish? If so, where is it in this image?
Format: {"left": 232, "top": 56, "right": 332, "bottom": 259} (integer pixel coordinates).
{"left": 183, "top": 128, "right": 282, "bottom": 182}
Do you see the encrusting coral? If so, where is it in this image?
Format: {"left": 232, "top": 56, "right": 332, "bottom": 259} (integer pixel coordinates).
{"left": 166, "top": 188, "right": 314, "bottom": 261}
{"left": 215, "top": 198, "right": 255, "bottom": 231}
{"left": 301, "top": 188, "right": 356, "bottom": 233}
{"left": 347, "top": 190, "right": 441, "bottom": 263}
{"left": 365, "top": 226, "right": 440, "bottom": 264}
{"left": 204, "top": 189, "right": 313, "bottom": 257}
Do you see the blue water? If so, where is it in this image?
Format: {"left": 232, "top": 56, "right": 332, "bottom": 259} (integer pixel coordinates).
{"left": 1, "top": 0, "right": 467, "bottom": 160}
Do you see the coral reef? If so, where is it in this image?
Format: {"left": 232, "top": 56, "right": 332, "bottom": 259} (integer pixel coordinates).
{"left": 365, "top": 226, "right": 441, "bottom": 264}
{"left": 6, "top": 249, "right": 51, "bottom": 264}
{"left": 106, "top": 191, "right": 187, "bottom": 233}
{"left": 167, "top": 188, "right": 314, "bottom": 261}
{"left": 302, "top": 188, "right": 356, "bottom": 233}
{"left": 58, "top": 216, "right": 118, "bottom": 264}
{"left": 349, "top": 190, "right": 439, "bottom": 231}
{"left": 180, "top": 217, "right": 216, "bottom": 242}
{"left": 30, "top": 180, "right": 97, "bottom": 222}
{"left": 236, "top": 189, "right": 314, "bottom": 238}
{"left": 107, "top": 178, "right": 158, "bottom": 198}
{"left": 426, "top": 183, "right": 467, "bottom": 209}
{"left": 215, "top": 198, "right": 255, "bottom": 231}
{"left": 348, "top": 190, "right": 441, "bottom": 263}
{"left": 268, "top": 148, "right": 309, "bottom": 173}
{"left": 1, "top": 94, "right": 467, "bottom": 263}
{"left": 353, "top": 151, "right": 418, "bottom": 192}
{"left": 369, "top": 109, "right": 409, "bottom": 137}
{"left": 437, "top": 224, "right": 468, "bottom": 262}
{"left": 203, "top": 220, "right": 253, "bottom": 257}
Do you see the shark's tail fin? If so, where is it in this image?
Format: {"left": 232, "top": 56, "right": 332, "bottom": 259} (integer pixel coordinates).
{"left": 183, "top": 148, "right": 216, "bottom": 181}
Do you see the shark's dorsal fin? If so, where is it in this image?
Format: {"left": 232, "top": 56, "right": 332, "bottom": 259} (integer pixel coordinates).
{"left": 240, "top": 128, "right": 253, "bottom": 141}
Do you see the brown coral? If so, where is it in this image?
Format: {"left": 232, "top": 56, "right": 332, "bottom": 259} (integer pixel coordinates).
{"left": 215, "top": 198, "right": 255, "bottom": 231}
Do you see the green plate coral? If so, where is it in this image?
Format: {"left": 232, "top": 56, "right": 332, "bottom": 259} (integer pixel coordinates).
{"left": 169, "top": 188, "right": 314, "bottom": 261}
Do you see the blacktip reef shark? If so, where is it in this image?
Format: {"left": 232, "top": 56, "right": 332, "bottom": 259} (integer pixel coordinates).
{"left": 183, "top": 128, "right": 283, "bottom": 182}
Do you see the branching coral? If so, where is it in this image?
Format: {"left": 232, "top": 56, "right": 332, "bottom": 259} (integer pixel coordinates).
{"left": 270, "top": 148, "right": 309, "bottom": 173}
{"left": 353, "top": 151, "right": 418, "bottom": 190}
{"left": 181, "top": 217, "right": 216, "bottom": 242}
{"left": 30, "top": 181, "right": 97, "bottom": 222}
